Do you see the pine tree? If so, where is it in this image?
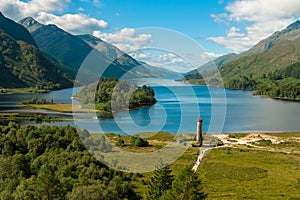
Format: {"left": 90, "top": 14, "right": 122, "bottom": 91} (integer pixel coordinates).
{"left": 146, "top": 160, "right": 174, "bottom": 200}
{"left": 166, "top": 166, "right": 206, "bottom": 200}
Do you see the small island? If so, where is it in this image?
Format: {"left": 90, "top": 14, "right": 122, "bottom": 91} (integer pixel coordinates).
{"left": 74, "top": 78, "right": 157, "bottom": 113}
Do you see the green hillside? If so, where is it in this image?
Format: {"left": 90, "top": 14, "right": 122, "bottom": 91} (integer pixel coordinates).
{"left": 185, "top": 21, "right": 300, "bottom": 100}
{"left": 185, "top": 53, "right": 237, "bottom": 76}
{"left": 19, "top": 17, "right": 93, "bottom": 78}
{"left": 0, "top": 12, "right": 36, "bottom": 47}
{"left": 0, "top": 30, "right": 72, "bottom": 90}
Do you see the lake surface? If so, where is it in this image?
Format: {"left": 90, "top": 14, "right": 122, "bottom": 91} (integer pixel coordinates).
{"left": 0, "top": 80, "right": 299, "bottom": 134}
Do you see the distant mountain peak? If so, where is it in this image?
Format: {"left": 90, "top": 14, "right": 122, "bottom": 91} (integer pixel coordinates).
{"left": 19, "top": 17, "right": 43, "bottom": 33}
{"left": 19, "top": 17, "right": 40, "bottom": 27}
{"left": 285, "top": 20, "right": 300, "bottom": 32}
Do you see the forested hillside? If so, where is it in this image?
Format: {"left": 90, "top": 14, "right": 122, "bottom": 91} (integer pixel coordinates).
{"left": 0, "top": 13, "right": 72, "bottom": 90}
{"left": 0, "top": 30, "right": 72, "bottom": 89}
{"left": 185, "top": 21, "right": 300, "bottom": 100}
{"left": 0, "top": 123, "right": 140, "bottom": 199}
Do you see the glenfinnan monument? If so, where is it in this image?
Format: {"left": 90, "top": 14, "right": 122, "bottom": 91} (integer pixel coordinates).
{"left": 196, "top": 118, "right": 203, "bottom": 146}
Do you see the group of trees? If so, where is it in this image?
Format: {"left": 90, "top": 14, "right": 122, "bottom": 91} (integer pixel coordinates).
{"left": 22, "top": 96, "right": 53, "bottom": 104}
{"left": 225, "top": 76, "right": 257, "bottom": 90}
{"left": 75, "top": 78, "right": 157, "bottom": 112}
{"left": 130, "top": 136, "right": 149, "bottom": 147}
{"left": 146, "top": 161, "right": 206, "bottom": 200}
{"left": 255, "top": 84, "right": 300, "bottom": 100}
{"left": 0, "top": 123, "right": 139, "bottom": 199}
{"left": 225, "top": 72, "right": 300, "bottom": 100}
{"left": 115, "top": 135, "right": 149, "bottom": 147}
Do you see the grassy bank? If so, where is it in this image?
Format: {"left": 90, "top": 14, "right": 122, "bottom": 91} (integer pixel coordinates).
{"left": 25, "top": 103, "right": 111, "bottom": 114}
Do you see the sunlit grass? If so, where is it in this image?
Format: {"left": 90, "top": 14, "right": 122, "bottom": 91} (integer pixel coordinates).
{"left": 197, "top": 147, "right": 300, "bottom": 199}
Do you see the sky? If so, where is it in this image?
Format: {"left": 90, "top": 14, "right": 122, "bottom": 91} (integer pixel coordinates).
{"left": 1, "top": 0, "right": 300, "bottom": 72}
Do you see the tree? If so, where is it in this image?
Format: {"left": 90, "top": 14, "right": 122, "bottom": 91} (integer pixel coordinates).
{"left": 166, "top": 166, "right": 206, "bottom": 200}
{"left": 130, "top": 136, "right": 149, "bottom": 147}
{"left": 116, "top": 136, "right": 124, "bottom": 146}
{"left": 146, "top": 160, "right": 174, "bottom": 200}
{"left": 105, "top": 176, "right": 140, "bottom": 200}
{"left": 68, "top": 182, "right": 106, "bottom": 200}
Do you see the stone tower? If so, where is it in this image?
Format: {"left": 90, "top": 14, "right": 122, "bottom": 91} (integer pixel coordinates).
{"left": 196, "top": 118, "right": 203, "bottom": 146}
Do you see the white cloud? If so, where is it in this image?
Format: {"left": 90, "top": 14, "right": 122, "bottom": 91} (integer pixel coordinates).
{"left": 200, "top": 52, "right": 223, "bottom": 61}
{"left": 225, "top": 0, "right": 300, "bottom": 22}
{"left": 211, "top": 13, "right": 228, "bottom": 24}
{"left": 209, "top": 0, "right": 300, "bottom": 52}
{"left": 37, "top": 12, "right": 108, "bottom": 34}
{"left": 129, "top": 52, "right": 191, "bottom": 73}
{"left": 208, "top": 36, "right": 253, "bottom": 53}
{"left": 0, "top": 0, "right": 108, "bottom": 35}
{"left": 227, "top": 27, "right": 245, "bottom": 38}
{"left": 0, "top": 0, "right": 70, "bottom": 20}
{"left": 93, "top": 28, "right": 152, "bottom": 52}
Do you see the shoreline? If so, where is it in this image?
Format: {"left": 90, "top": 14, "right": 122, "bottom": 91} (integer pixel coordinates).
{"left": 23, "top": 103, "right": 111, "bottom": 114}
{"left": 24, "top": 103, "right": 154, "bottom": 114}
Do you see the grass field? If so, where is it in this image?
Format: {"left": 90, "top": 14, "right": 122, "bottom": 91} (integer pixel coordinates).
{"left": 198, "top": 147, "right": 300, "bottom": 199}
{"left": 119, "top": 132, "right": 300, "bottom": 199}
{"left": 26, "top": 103, "right": 110, "bottom": 113}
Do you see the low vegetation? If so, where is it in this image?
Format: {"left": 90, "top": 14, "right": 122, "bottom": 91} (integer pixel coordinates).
{"left": 22, "top": 96, "right": 53, "bottom": 105}
{"left": 0, "top": 113, "right": 65, "bottom": 123}
{"left": 198, "top": 147, "right": 300, "bottom": 199}
{"left": 228, "top": 133, "right": 247, "bottom": 139}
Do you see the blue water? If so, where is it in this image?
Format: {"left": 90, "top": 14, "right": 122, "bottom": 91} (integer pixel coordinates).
{"left": 0, "top": 82, "right": 299, "bottom": 134}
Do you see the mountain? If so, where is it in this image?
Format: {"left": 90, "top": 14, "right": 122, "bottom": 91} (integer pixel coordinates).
{"left": 0, "top": 12, "right": 37, "bottom": 47}
{"left": 19, "top": 17, "right": 92, "bottom": 78}
{"left": 185, "top": 21, "right": 300, "bottom": 100}
{"left": 77, "top": 34, "right": 143, "bottom": 74}
{"left": 184, "top": 53, "right": 237, "bottom": 76}
{"left": 0, "top": 30, "right": 72, "bottom": 89}
{"left": 20, "top": 18, "right": 171, "bottom": 82}
{"left": 238, "top": 21, "right": 300, "bottom": 58}
{"left": 0, "top": 14, "right": 72, "bottom": 89}
{"left": 78, "top": 34, "right": 181, "bottom": 79}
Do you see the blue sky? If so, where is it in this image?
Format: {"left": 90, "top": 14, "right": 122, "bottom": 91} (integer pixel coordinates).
{"left": 1, "top": 0, "right": 300, "bottom": 71}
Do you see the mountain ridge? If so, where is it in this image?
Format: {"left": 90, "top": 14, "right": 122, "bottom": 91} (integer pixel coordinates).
{"left": 0, "top": 12, "right": 37, "bottom": 47}
{"left": 20, "top": 17, "right": 177, "bottom": 82}
{"left": 20, "top": 17, "right": 93, "bottom": 78}
{"left": 185, "top": 20, "right": 300, "bottom": 100}
{"left": 0, "top": 13, "right": 72, "bottom": 90}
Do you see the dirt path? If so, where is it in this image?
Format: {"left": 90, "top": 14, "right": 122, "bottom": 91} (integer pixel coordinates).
{"left": 213, "top": 132, "right": 285, "bottom": 146}
{"left": 192, "top": 147, "right": 213, "bottom": 171}
{"left": 192, "top": 132, "right": 300, "bottom": 172}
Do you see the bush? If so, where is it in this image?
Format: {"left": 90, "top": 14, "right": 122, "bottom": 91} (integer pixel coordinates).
{"left": 130, "top": 136, "right": 149, "bottom": 147}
